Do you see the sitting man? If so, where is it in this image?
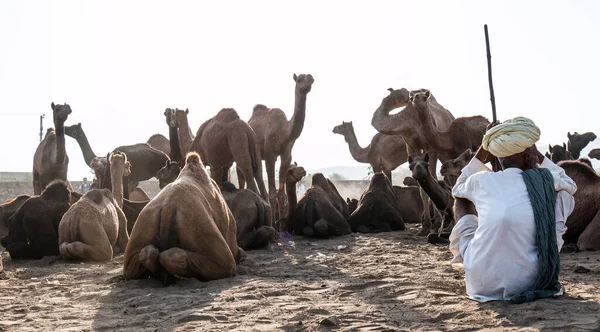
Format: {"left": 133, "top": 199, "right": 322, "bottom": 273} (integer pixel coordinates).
{"left": 449, "top": 117, "right": 577, "bottom": 303}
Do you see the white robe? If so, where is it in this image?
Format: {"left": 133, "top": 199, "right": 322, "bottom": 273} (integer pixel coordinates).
{"left": 449, "top": 156, "right": 576, "bottom": 302}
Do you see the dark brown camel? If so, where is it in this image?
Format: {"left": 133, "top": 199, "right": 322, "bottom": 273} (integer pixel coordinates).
{"left": 32, "top": 103, "right": 72, "bottom": 195}
{"left": 440, "top": 149, "right": 474, "bottom": 187}
{"left": 156, "top": 161, "right": 182, "bottom": 189}
{"left": 164, "top": 108, "right": 184, "bottom": 166}
{"left": 568, "top": 131, "right": 597, "bottom": 159}
{"left": 280, "top": 162, "right": 307, "bottom": 232}
{"left": 332, "top": 121, "right": 407, "bottom": 181}
{"left": 548, "top": 143, "right": 574, "bottom": 163}
{"left": 348, "top": 173, "right": 405, "bottom": 233}
{"left": 392, "top": 185, "right": 424, "bottom": 224}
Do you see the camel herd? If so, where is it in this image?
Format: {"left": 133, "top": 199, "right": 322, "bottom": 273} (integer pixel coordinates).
{"left": 2, "top": 74, "right": 600, "bottom": 283}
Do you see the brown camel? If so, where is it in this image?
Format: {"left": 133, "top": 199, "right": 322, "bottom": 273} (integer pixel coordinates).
{"left": 408, "top": 153, "right": 454, "bottom": 240}
{"left": 558, "top": 159, "right": 600, "bottom": 251}
{"left": 413, "top": 90, "right": 489, "bottom": 159}
{"left": 1, "top": 181, "right": 72, "bottom": 259}
{"left": 347, "top": 198, "right": 359, "bottom": 215}
{"left": 288, "top": 173, "right": 351, "bottom": 238}
{"left": 332, "top": 121, "right": 407, "bottom": 181}
{"left": 548, "top": 143, "right": 574, "bottom": 163}
{"left": 156, "top": 161, "right": 182, "bottom": 189}
{"left": 348, "top": 173, "right": 405, "bottom": 233}
{"left": 440, "top": 149, "right": 474, "bottom": 187}
{"left": 58, "top": 152, "right": 130, "bottom": 261}
{"left": 164, "top": 108, "right": 184, "bottom": 165}
{"left": 403, "top": 177, "right": 419, "bottom": 187}
{"left": 32, "top": 103, "right": 72, "bottom": 195}
{"left": 123, "top": 153, "right": 244, "bottom": 285}
{"left": 281, "top": 162, "right": 307, "bottom": 228}
{"left": 0, "top": 195, "right": 30, "bottom": 238}
{"left": 248, "top": 73, "right": 315, "bottom": 220}
{"left": 219, "top": 182, "right": 278, "bottom": 250}
{"left": 172, "top": 108, "right": 195, "bottom": 155}
{"left": 371, "top": 88, "right": 455, "bottom": 232}
{"left": 190, "top": 108, "right": 267, "bottom": 199}
{"left": 568, "top": 131, "right": 597, "bottom": 159}
{"left": 588, "top": 148, "right": 600, "bottom": 160}
{"left": 147, "top": 134, "right": 170, "bottom": 157}
{"left": 392, "top": 185, "right": 424, "bottom": 224}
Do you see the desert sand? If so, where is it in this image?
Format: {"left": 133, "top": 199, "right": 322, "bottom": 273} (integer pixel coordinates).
{"left": 1, "top": 225, "right": 599, "bottom": 331}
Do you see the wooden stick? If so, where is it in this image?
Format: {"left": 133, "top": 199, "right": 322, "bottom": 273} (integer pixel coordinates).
{"left": 484, "top": 24, "right": 497, "bottom": 122}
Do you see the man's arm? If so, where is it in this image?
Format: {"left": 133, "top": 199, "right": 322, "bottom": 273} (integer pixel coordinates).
{"left": 555, "top": 190, "right": 575, "bottom": 251}
{"left": 452, "top": 146, "right": 492, "bottom": 202}
{"left": 536, "top": 150, "right": 577, "bottom": 195}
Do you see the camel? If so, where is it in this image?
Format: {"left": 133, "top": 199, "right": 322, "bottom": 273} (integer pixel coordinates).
{"left": 440, "top": 149, "right": 474, "bottom": 187}
{"left": 348, "top": 173, "right": 405, "bottom": 233}
{"left": 558, "top": 159, "right": 600, "bottom": 251}
{"left": 568, "top": 131, "right": 597, "bottom": 159}
{"left": 281, "top": 162, "right": 307, "bottom": 230}
{"left": 32, "top": 103, "right": 72, "bottom": 195}
{"left": 347, "top": 198, "right": 359, "bottom": 215}
{"left": 1, "top": 181, "right": 71, "bottom": 259}
{"left": 0, "top": 195, "right": 30, "bottom": 238}
{"left": 190, "top": 108, "right": 267, "bottom": 199}
{"left": 156, "top": 161, "right": 182, "bottom": 189}
{"left": 403, "top": 177, "right": 419, "bottom": 187}
{"left": 164, "top": 108, "right": 183, "bottom": 166}
{"left": 371, "top": 88, "right": 454, "bottom": 233}
{"left": 288, "top": 173, "right": 351, "bottom": 238}
{"left": 171, "top": 108, "right": 195, "bottom": 155}
{"left": 147, "top": 134, "right": 171, "bottom": 157}
{"left": 588, "top": 149, "right": 600, "bottom": 160}
{"left": 548, "top": 143, "right": 574, "bottom": 163}
{"left": 413, "top": 90, "right": 488, "bottom": 160}
{"left": 392, "top": 185, "right": 424, "bottom": 224}
{"left": 219, "top": 182, "right": 278, "bottom": 250}
{"left": 129, "top": 188, "right": 150, "bottom": 201}
{"left": 123, "top": 152, "right": 245, "bottom": 284}
{"left": 332, "top": 121, "right": 407, "bottom": 181}
{"left": 58, "top": 151, "right": 130, "bottom": 261}
{"left": 248, "top": 73, "right": 315, "bottom": 220}
{"left": 408, "top": 153, "right": 454, "bottom": 240}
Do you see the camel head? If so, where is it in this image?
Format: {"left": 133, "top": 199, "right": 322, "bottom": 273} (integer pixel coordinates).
{"left": 293, "top": 73, "right": 314, "bottom": 95}
{"left": 109, "top": 151, "right": 131, "bottom": 177}
{"left": 403, "top": 176, "right": 418, "bottom": 187}
{"left": 440, "top": 149, "right": 474, "bottom": 178}
{"left": 157, "top": 160, "right": 182, "bottom": 189}
{"left": 548, "top": 143, "right": 574, "bottom": 164}
{"left": 408, "top": 89, "right": 431, "bottom": 109}
{"left": 173, "top": 108, "right": 190, "bottom": 127}
{"left": 164, "top": 108, "right": 177, "bottom": 127}
{"left": 332, "top": 121, "right": 353, "bottom": 136}
{"left": 286, "top": 162, "right": 307, "bottom": 184}
{"left": 408, "top": 153, "right": 431, "bottom": 182}
{"left": 64, "top": 123, "right": 84, "bottom": 140}
{"left": 369, "top": 172, "right": 393, "bottom": 192}
{"left": 567, "top": 131, "right": 597, "bottom": 153}
{"left": 383, "top": 88, "right": 410, "bottom": 110}
{"left": 588, "top": 148, "right": 600, "bottom": 160}
{"left": 50, "top": 102, "right": 72, "bottom": 123}
{"left": 89, "top": 156, "right": 108, "bottom": 176}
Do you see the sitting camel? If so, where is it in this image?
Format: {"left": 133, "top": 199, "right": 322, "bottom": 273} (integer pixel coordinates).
{"left": 277, "top": 162, "right": 307, "bottom": 231}
{"left": 332, "top": 121, "right": 407, "bottom": 181}
{"left": 58, "top": 152, "right": 130, "bottom": 261}
{"left": 568, "top": 131, "right": 597, "bottom": 159}
{"left": 558, "top": 159, "right": 600, "bottom": 251}
{"left": 548, "top": 143, "right": 574, "bottom": 163}
{"left": 392, "top": 185, "right": 424, "bottom": 224}
{"left": 123, "top": 153, "right": 245, "bottom": 284}
{"left": 346, "top": 198, "right": 359, "bottom": 215}
{"left": 1, "top": 181, "right": 72, "bottom": 259}
{"left": 288, "top": 173, "right": 351, "bottom": 238}
{"left": 220, "top": 182, "right": 278, "bottom": 250}
{"left": 440, "top": 149, "right": 474, "bottom": 187}
{"left": 1, "top": 195, "right": 31, "bottom": 238}
{"left": 32, "top": 103, "right": 72, "bottom": 195}
{"left": 190, "top": 108, "right": 268, "bottom": 200}
{"left": 408, "top": 153, "right": 454, "bottom": 241}
{"left": 129, "top": 188, "right": 150, "bottom": 201}
{"left": 156, "top": 161, "right": 182, "bottom": 189}
{"left": 348, "top": 172, "right": 405, "bottom": 233}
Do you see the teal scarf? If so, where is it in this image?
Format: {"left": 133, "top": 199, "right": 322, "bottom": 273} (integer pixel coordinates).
{"left": 510, "top": 167, "right": 561, "bottom": 304}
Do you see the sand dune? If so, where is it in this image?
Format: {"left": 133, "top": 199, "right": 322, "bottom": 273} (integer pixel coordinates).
{"left": 1, "top": 225, "right": 599, "bottom": 331}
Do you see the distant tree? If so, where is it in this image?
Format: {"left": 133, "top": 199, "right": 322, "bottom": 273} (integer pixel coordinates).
{"left": 329, "top": 173, "right": 347, "bottom": 182}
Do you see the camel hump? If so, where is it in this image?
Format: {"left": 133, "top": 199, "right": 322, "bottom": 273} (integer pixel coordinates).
{"left": 252, "top": 104, "right": 269, "bottom": 116}
{"left": 215, "top": 108, "right": 240, "bottom": 122}
{"left": 185, "top": 152, "right": 202, "bottom": 165}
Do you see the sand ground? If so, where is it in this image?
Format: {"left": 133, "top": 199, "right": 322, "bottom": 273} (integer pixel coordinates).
{"left": 1, "top": 225, "right": 599, "bottom": 332}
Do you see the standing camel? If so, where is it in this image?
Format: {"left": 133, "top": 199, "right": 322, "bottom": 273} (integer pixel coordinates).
{"left": 32, "top": 103, "right": 72, "bottom": 195}
{"left": 248, "top": 73, "right": 314, "bottom": 219}
{"left": 332, "top": 121, "right": 407, "bottom": 182}
{"left": 567, "top": 132, "right": 597, "bottom": 159}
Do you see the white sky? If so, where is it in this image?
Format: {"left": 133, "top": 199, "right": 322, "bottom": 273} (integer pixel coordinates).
{"left": 1, "top": 0, "right": 600, "bottom": 180}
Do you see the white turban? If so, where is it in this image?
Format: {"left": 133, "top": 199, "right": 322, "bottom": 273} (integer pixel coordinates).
{"left": 482, "top": 116, "right": 541, "bottom": 157}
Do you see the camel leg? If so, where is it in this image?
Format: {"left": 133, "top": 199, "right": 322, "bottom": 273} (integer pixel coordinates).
{"left": 238, "top": 226, "right": 278, "bottom": 250}
{"left": 577, "top": 210, "right": 600, "bottom": 251}
{"left": 32, "top": 170, "right": 41, "bottom": 195}
{"left": 265, "top": 158, "right": 278, "bottom": 221}
{"left": 236, "top": 168, "right": 246, "bottom": 189}
{"left": 211, "top": 167, "right": 224, "bottom": 186}
{"left": 60, "top": 218, "right": 114, "bottom": 261}
{"left": 315, "top": 200, "right": 351, "bottom": 236}
{"left": 159, "top": 247, "right": 236, "bottom": 281}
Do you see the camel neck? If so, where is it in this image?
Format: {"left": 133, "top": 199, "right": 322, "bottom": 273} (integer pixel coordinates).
{"left": 286, "top": 180, "right": 299, "bottom": 220}
{"left": 74, "top": 129, "right": 98, "bottom": 166}
{"left": 372, "top": 98, "right": 412, "bottom": 136}
{"left": 417, "top": 175, "right": 451, "bottom": 212}
{"left": 168, "top": 125, "right": 183, "bottom": 165}
{"left": 416, "top": 104, "right": 452, "bottom": 152}
{"left": 110, "top": 169, "right": 124, "bottom": 208}
{"left": 342, "top": 128, "right": 369, "bottom": 163}
{"left": 288, "top": 93, "right": 307, "bottom": 142}
{"left": 177, "top": 115, "right": 194, "bottom": 153}
{"left": 54, "top": 120, "right": 67, "bottom": 164}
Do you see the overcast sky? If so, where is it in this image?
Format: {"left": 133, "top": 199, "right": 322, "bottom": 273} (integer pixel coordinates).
{"left": 1, "top": 0, "right": 599, "bottom": 180}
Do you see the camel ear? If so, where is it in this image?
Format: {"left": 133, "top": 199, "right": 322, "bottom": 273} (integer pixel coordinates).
{"left": 293, "top": 73, "right": 298, "bottom": 82}
{"left": 51, "top": 102, "right": 55, "bottom": 110}
{"left": 424, "top": 153, "right": 430, "bottom": 162}
{"left": 549, "top": 144, "right": 552, "bottom": 151}
{"left": 387, "top": 88, "right": 394, "bottom": 92}
{"left": 185, "top": 108, "right": 189, "bottom": 114}
{"left": 567, "top": 132, "right": 572, "bottom": 139}
{"left": 425, "top": 90, "right": 431, "bottom": 98}
{"left": 346, "top": 198, "right": 350, "bottom": 203}
{"left": 408, "top": 156, "right": 413, "bottom": 164}
{"left": 563, "top": 142, "right": 567, "bottom": 149}
{"left": 294, "top": 161, "right": 298, "bottom": 166}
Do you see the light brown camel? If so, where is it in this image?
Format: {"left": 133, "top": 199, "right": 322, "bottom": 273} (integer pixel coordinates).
{"left": 371, "top": 88, "right": 454, "bottom": 231}
{"left": 32, "top": 103, "right": 72, "bottom": 195}
{"left": 413, "top": 90, "right": 489, "bottom": 159}
{"left": 190, "top": 108, "right": 268, "bottom": 200}
{"left": 548, "top": 143, "right": 574, "bottom": 163}
{"left": 588, "top": 148, "right": 600, "bottom": 160}
{"left": 219, "top": 182, "right": 278, "bottom": 250}
{"left": 58, "top": 152, "right": 130, "bottom": 261}
{"left": 558, "top": 159, "right": 600, "bottom": 251}
{"left": 172, "top": 108, "right": 195, "bottom": 155}
{"left": 248, "top": 73, "right": 315, "bottom": 220}
{"left": 281, "top": 162, "right": 307, "bottom": 230}
{"left": 147, "top": 134, "right": 170, "bottom": 157}
{"left": 332, "top": 121, "right": 407, "bottom": 182}
{"left": 129, "top": 188, "right": 150, "bottom": 201}
{"left": 123, "top": 152, "right": 244, "bottom": 285}
{"left": 440, "top": 149, "right": 474, "bottom": 187}
{"left": 568, "top": 131, "right": 597, "bottom": 159}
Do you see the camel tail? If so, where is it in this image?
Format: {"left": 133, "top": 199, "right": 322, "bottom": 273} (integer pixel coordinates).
{"left": 257, "top": 197, "right": 272, "bottom": 228}
{"left": 157, "top": 208, "right": 180, "bottom": 251}
{"left": 246, "top": 130, "right": 259, "bottom": 173}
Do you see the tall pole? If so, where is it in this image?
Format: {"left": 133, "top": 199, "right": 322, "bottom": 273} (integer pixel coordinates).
{"left": 39, "top": 114, "right": 45, "bottom": 142}
{"left": 484, "top": 24, "right": 497, "bottom": 122}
